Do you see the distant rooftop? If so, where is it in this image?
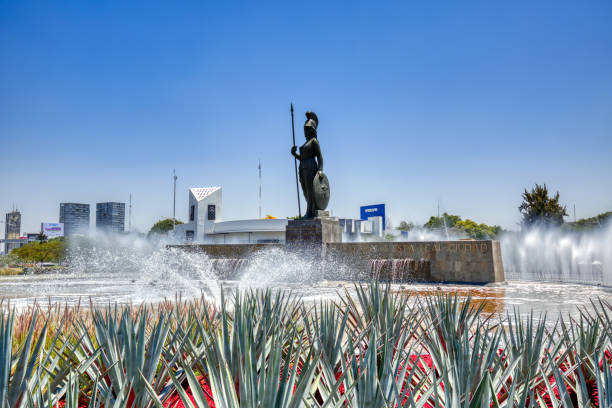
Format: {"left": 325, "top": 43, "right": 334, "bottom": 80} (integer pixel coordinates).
{"left": 190, "top": 187, "right": 221, "bottom": 201}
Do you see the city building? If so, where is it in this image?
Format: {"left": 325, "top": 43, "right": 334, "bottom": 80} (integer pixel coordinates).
{"left": 1, "top": 237, "right": 28, "bottom": 255}
{"left": 173, "top": 187, "right": 286, "bottom": 243}
{"left": 2, "top": 210, "right": 23, "bottom": 254}
{"left": 60, "top": 203, "right": 90, "bottom": 236}
{"left": 5, "top": 210, "right": 21, "bottom": 239}
{"left": 360, "top": 204, "right": 386, "bottom": 234}
{"left": 172, "top": 187, "right": 376, "bottom": 244}
{"left": 96, "top": 202, "right": 125, "bottom": 233}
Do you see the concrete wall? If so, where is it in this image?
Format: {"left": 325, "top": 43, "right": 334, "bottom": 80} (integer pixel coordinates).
{"left": 169, "top": 243, "right": 283, "bottom": 258}
{"left": 206, "top": 231, "right": 284, "bottom": 244}
{"left": 171, "top": 240, "right": 505, "bottom": 284}
{"left": 325, "top": 240, "right": 505, "bottom": 283}
{"left": 286, "top": 218, "right": 342, "bottom": 245}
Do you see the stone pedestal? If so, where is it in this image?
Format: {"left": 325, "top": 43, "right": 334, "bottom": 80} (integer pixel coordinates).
{"left": 285, "top": 217, "right": 342, "bottom": 246}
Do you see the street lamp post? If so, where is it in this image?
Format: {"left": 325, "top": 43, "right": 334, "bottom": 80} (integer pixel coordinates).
{"left": 173, "top": 169, "right": 177, "bottom": 231}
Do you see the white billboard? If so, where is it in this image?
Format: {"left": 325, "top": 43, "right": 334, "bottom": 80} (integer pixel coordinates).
{"left": 41, "top": 223, "right": 64, "bottom": 239}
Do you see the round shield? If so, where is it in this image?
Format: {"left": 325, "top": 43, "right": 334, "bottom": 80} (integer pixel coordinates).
{"left": 313, "top": 172, "right": 330, "bottom": 210}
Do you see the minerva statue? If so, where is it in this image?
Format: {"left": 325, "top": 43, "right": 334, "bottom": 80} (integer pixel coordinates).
{"left": 291, "top": 111, "right": 330, "bottom": 219}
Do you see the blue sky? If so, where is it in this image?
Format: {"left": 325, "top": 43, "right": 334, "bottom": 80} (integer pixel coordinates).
{"left": 1, "top": 0, "right": 611, "bottom": 233}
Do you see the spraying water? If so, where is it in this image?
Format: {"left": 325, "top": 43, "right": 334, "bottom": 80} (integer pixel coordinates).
{"left": 4, "top": 231, "right": 223, "bottom": 305}
{"left": 0, "top": 222, "right": 610, "bottom": 311}
{"left": 501, "top": 224, "right": 612, "bottom": 284}
{"left": 379, "top": 224, "right": 612, "bottom": 285}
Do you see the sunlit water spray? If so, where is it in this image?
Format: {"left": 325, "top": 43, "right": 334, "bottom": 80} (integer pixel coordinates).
{"left": 388, "top": 223, "right": 612, "bottom": 285}
{"left": 501, "top": 225, "right": 612, "bottom": 284}
{"left": 0, "top": 227, "right": 610, "bottom": 317}
{"left": 0, "top": 231, "right": 221, "bottom": 306}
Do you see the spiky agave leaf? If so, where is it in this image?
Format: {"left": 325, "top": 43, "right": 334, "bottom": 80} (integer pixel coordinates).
{"left": 340, "top": 282, "right": 411, "bottom": 342}
{"left": 170, "top": 303, "right": 324, "bottom": 407}
{"left": 74, "top": 305, "right": 174, "bottom": 407}
{"left": 0, "top": 309, "right": 51, "bottom": 408}
{"left": 338, "top": 321, "right": 419, "bottom": 408}
{"left": 499, "top": 308, "right": 552, "bottom": 405}
{"left": 593, "top": 349, "right": 612, "bottom": 407}
{"left": 419, "top": 292, "right": 510, "bottom": 406}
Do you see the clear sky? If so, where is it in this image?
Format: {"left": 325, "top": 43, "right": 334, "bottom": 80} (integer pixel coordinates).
{"left": 1, "top": 0, "right": 611, "bottom": 234}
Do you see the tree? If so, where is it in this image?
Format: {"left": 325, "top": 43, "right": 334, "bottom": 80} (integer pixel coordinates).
{"left": 36, "top": 232, "right": 48, "bottom": 242}
{"left": 424, "top": 213, "right": 461, "bottom": 230}
{"left": 563, "top": 211, "right": 612, "bottom": 231}
{"left": 519, "top": 183, "right": 567, "bottom": 227}
{"left": 148, "top": 218, "right": 184, "bottom": 237}
{"left": 454, "top": 219, "right": 503, "bottom": 239}
{"left": 397, "top": 221, "right": 415, "bottom": 231}
{"left": 11, "top": 238, "right": 66, "bottom": 263}
{"left": 423, "top": 213, "right": 503, "bottom": 239}
{"left": 0, "top": 253, "right": 19, "bottom": 266}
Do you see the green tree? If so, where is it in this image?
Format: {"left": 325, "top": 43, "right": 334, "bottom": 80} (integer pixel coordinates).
{"left": 423, "top": 213, "right": 503, "bottom": 239}
{"left": 11, "top": 238, "right": 66, "bottom": 263}
{"left": 0, "top": 253, "right": 20, "bottom": 266}
{"left": 148, "top": 218, "right": 184, "bottom": 237}
{"left": 454, "top": 219, "right": 503, "bottom": 239}
{"left": 519, "top": 183, "right": 567, "bottom": 227}
{"left": 424, "top": 213, "right": 461, "bottom": 230}
{"left": 397, "top": 221, "right": 415, "bottom": 231}
{"left": 563, "top": 211, "right": 612, "bottom": 231}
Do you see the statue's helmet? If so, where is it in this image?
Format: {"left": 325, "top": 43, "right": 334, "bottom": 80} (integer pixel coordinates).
{"left": 305, "top": 111, "right": 318, "bottom": 128}
{"left": 304, "top": 111, "right": 318, "bottom": 137}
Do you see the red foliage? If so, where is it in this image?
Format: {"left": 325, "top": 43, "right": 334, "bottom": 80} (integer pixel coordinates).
{"left": 51, "top": 349, "right": 612, "bottom": 408}
{"left": 163, "top": 376, "right": 216, "bottom": 408}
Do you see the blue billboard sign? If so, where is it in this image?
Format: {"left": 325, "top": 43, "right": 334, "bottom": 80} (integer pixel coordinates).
{"left": 360, "top": 204, "right": 386, "bottom": 230}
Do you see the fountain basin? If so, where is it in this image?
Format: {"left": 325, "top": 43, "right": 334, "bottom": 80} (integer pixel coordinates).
{"left": 170, "top": 240, "right": 505, "bottom": 284}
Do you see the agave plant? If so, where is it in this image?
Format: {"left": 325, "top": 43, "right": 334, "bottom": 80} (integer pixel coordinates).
{"left": 547, "top": 305, "right": 611, "bottom": 407}
{"left": 497, "top": 309, "right": 554, "bottom": 404}
{"left": 307, "top": 301, "right": 348, "bottom": 369}
{"left": 25, "top": 371, "right": 104, "bottom": 408}
{"left": 338, "top": 322, "right": 419, "bottom": 407}
{"left": 340, "top": 282, "right": 412, "bottom": 338}
{"left": 3, "top": 283, "right": 612, "bottom": 407}
{"left": 0, "top": 310, "right": 57, "bottom": 408}
{"left": 1, "top": 309, "right": 44, "bottom": 408}
{"left": 156, "top": 287, "right": 329, "bottom": 408}
{"left": 72, "top": 305, "right": 175, "bottom": 407}
{"left": 592, "top": 348, "right": 612, "bottom": 407}
{"left": 418, "top": 293, "right": 518, "bottom": 406}
{"left": 1, "top": 307, "right": 103, "bottom": 408}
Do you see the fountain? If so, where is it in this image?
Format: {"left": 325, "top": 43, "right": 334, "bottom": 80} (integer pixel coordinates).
{"left": 0, "top": 107, "right": 609, "bottom": 320}
{"left": 172, "top": 238, "right": 505, "bottom": 284}
{"left": 0, "top": 226, "right": 610, "bottom": 321}
{"left": 368, "top": 258, "right": 431, "bottom": 282}
{"left": 501, "top": 224, "right": 612, "bottom": 284}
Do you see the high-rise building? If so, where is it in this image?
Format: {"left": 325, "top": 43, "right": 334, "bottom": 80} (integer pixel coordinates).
{"left": 59, "top": 203, "right": 90, "bottom": 236}
{"left": 4, "top": 210, "right": 21, "bottom": 239}
{"left": 96, "top": 202, "right": 125, "bottom": 233}
{"left": 3, "top": 210, "right": 23, "bottom": 254}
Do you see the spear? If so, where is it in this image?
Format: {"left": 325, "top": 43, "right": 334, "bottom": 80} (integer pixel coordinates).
{"left": 291, "top": 103, "right": 302, "bottom": 218}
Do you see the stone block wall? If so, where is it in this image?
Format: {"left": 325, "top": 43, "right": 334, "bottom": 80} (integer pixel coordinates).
{"left": 325, "top": 240, "right": 504, "bottom": 283}
{"left": 286, "top": 218, "right": 342, "bottom": 245}
{"left": 167, "top": 243, "right": 283, "bottom": 258}
{"left": 170, "top": 240, "right": 505, "bottom": 284}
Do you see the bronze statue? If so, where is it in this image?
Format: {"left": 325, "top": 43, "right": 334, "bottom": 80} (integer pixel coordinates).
{"left": 291, "top": 111, "right": 328, "bottom": 218}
